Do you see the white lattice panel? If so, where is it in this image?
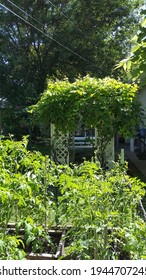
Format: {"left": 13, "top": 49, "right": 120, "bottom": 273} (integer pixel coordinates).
{"left": 50, "top": 124, "right": 69, "bottom": 164}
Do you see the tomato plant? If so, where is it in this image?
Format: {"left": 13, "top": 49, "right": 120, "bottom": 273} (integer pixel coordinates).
{"left": 57, "top": 161, "right": 146, "bottom": 259}
{"left": 0, "top": 137, "right": 145, "bottom": 260}
{"left": 0, "top": 234, "right": 25, "bottom": 260}
{"left": 0, "top": 137, "right": 60, "bottom": 259}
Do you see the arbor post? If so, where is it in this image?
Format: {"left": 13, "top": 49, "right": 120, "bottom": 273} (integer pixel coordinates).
{"left": 50, "top": 124, "right": 69, "bottom": 165}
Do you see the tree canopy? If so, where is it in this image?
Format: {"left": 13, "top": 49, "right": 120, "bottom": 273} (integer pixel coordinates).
{"left": 0, "top": 0, "right": 143, "bottom": 103}
{"left": 116, "top": 7, "right": 146, "bottom": 86}
{"left": 0, "top": 0, "right": 143, "bottom": 137}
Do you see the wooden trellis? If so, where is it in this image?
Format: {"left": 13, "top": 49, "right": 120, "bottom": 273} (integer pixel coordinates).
{"left": 50, "top": 124, "right": 115, "bottom": 166}
{"left": 50, "top": 124, "right": 69, "bottom": 165}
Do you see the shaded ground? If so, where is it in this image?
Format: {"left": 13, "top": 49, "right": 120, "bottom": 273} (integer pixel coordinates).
{"left": 127, "top": 158, "right": 146, "bottom": 182}
{"left": 126, "top": 158, "right": 146, "bottom": 222}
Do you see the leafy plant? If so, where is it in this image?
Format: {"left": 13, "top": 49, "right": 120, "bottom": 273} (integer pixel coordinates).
{"left": 0, "top": 137, "right": 145, "bottom": 260}
{"left": 0, "top": 136, "right": 58, "bottom": 227}
{"left": 57, "top": 160, "right": 146, "bottom": 259}
{"left": 29, "top": 76, "right": 143, "bottom": 166}
{"left": 16, "top": 218, "right": 54, "bottom": 254}
{"left": 116, "top": 8, "right": 146, "bottom": 86}
{"left": 0, "top": 234, "right": 25, "bottom": 260}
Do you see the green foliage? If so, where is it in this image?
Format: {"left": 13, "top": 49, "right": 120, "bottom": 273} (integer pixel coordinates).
{"left": 30, "top": 76, "right": 142, "bottom": 166}
{"left": 0, "top": 137, "right": 145, "bottom": 259}
{"left": 57, "top": 161, "right": 146, "bottom": 259}
{"left": 0, "top": 0, "right": 143, "bottom": 137}
{"left": 116, "top": 8, "right": 146, "bottom": 86}
{"left": 16, "top": 217, "right": 54, "bottom": 254}
{"left": 0, "top": 136, "right": 59, "bottom": 230}
{"left": 0, "top": 234, "right": 25, "bottom": 260}
{"left": 0, "top": 136, "right": 62, "bottom": 258}
{"left": 0, "top": 0, "right": 141, "bottom": 101}
{"left": 30, "top": 76, "right": 141, "bottom": 136}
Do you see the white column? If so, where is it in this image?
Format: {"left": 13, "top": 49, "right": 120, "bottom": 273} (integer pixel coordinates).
{"left": 130, "top": 138, "right": 135, "bottom": 152}
{"left": 121, "top": 148, "right": 125, "bottom": 164}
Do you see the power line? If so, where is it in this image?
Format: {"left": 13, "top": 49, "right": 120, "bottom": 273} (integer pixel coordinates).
{"left": 5, "top": 0, "right": 48, "bottom": 31}
{"left": 47, "top": 0, "right": 88, "bottom": 36}
{"left": 0, "top": 0, "right": 97, "bottom": 70}
{"left": 4, "top": 0, "right": 83, "bottom": 56}
{"left": 47, "top": 0, "right": 98, "bottom": 48}
{"left": 6, "top": 0, "right": 98, "bottom": 51}
{"left": 0, "top": 2, "right": 97, "bottom": 70}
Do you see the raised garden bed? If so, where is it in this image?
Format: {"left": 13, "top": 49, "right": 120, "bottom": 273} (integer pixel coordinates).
{"left": 6, "top": 223, "right": 65, "bottom": 260}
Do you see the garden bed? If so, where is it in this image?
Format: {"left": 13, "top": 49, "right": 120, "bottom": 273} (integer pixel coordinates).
{"left": 6, "top": 223, "right": 65, "bottom": 260}
{"left": 0, "top": 138, "right": 145, "bottom": 260}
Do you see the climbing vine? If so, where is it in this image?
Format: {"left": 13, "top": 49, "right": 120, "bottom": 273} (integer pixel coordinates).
{"left": 29, "top": 76, "right": 142, "bottom": 165}
{"left": 30, "top": 76, "right": 141, "bottom": 135}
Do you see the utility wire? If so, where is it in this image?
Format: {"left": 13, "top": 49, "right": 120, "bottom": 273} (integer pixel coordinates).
{"left": 47, "top": 0, "right": 98, "bottom": 49}
{"left": 0, "top": 2, "right": 97, "bottom": 69}
{"left": 6, "top": 0, "right": 98, "bottom": 50}
{"left": 47, "top": 0, "right": 91, "bottom": 39}
{"left": 5, "top": 0, "right": 47, "bottom": 28}
{"left": 4, "top": 0, "right": 83, "bottom": 56}
{"left": 6, "top": 0, "right": 97, "bottom": 57}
